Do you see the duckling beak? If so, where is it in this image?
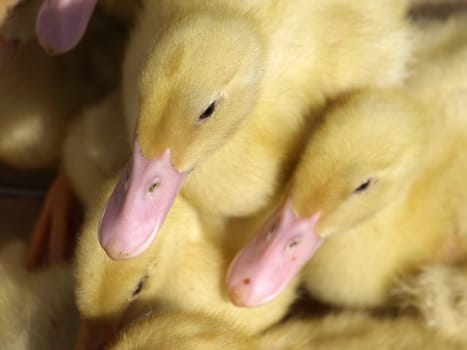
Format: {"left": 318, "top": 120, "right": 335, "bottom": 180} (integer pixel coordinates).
{"left": 226, "top": 199, "right": 323, "bottom": 307}
{"left": 36, "top": 0, "right": 97, "bottom": 55}
{"left": 98, "top": 139, "right": 187, "bottom": 260}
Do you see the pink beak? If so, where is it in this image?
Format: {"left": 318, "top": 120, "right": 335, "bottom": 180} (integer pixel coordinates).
{"left": 226, "top": 199, "right": 323, "bottom": 307}
{"left": 36, "top": 0, "right": 97, "bottom": 55}
{"left": 98, "top": 139, "right": 187, "bottom": 260}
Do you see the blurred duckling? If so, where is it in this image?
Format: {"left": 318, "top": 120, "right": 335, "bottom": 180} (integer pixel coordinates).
{"left": 0, "top": 240, "right": 78, "bottom": 349}
{"left": 73, "top": 175, "right": 297, "bottom": 350}
{"left": 99, "top": 0, "right": 413, "bottom": 259}
{"left": 1, "top": 0, "right": 139, "bottom": 55}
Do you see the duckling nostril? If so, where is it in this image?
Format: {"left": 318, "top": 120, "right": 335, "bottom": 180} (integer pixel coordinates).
{"left": 287, "top": 238, "right": 301, "bottom": 250}
{"left": 147, "top": 180, "right": 161, "bottom": 194}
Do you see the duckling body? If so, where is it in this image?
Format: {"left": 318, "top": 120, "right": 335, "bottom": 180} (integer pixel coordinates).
{"left": 74, "top": 176, "right": 297, "bottom": 349}
{"left": 101, "top": 0, "right": 413, "bottom": 259}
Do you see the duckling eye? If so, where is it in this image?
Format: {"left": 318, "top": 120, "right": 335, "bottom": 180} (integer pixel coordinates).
{"left": 197, "top": 101, "right": 216, "bottom": 123}
{"left": 129, "top": 279, "right": 145, "bottom": 302}
{"left": 352, "top": 178, "right": 373, "bottom": 194}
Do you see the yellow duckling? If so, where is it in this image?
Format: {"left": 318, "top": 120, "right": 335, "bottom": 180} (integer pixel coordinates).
{"left": 73, "top": 175, "right": 297, "bottom": 349}
{"left": 99, "top": 0, "right": 413, "bottom": 259}
{"left": 227, "top": 14, "right": 467, "bottom": 312}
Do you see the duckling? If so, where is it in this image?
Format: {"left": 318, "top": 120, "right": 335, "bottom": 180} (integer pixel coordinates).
{"left": 74, "top": 175, "right": 297, "bottom": 350}
{"left": 108, "top": 311, "right": 260, "bottom": 350}
{"left": 0, "top": 240, "right": 78, "bottom": 349}
{"left": 226, "top": 13, "right": 467, "bottom": 310}
{"left": 259, "top": 312, "right": 464, "bottom": 350}
{"left": 100, "top": 0, "right": 413, "bottom": 259}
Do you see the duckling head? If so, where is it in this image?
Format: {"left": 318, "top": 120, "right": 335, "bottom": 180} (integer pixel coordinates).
{"left": 227, "top": 91, "right": 428, "bottom": 306}
{"left": 75, "top": 192, "right": 185, "bottom": 349}
{"left": 99, "top": 12, "right": 264, "bottom": 260}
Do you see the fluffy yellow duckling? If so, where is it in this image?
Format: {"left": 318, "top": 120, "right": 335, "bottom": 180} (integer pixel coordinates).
{"left": 227, "top": 14, "right": 467, "bottom": 313}
{"left": 73, "top": 176, "right": 297, "bottom": 350}
{"left": 99, "top": 0, "right": 413, "bottom": 259}
{"left": 229, "top": 90, "right": 467, "bottom": 339}
{"left": 108, "top": 311, "right": 260, "bottom": 350}
{"left": 0, "top": 240, "right": 78, "bottom": 349}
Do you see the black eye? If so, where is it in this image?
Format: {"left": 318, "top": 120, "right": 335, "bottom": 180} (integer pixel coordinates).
{"left": 352, "top": 178, "right": 372, "bottom": 194}
{"left": 198, "top": 101, "right": 216, "bottom": 122}
{"left": 129, "top": 278, "right": 145, "bottom": 302}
